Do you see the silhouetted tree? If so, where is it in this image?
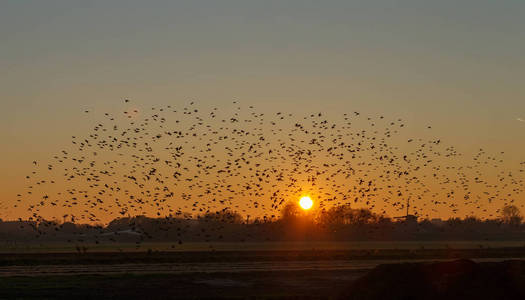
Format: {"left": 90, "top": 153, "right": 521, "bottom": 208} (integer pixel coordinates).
{"left": 501, "top": 205, "right": 522, "bottom": 226}
{"left": 317, "top": 205, "right": 379, "bottom": 228}
{"left": 281, "top": 202, "right": 303, "bottom": 221}
{"left": 200, "top": 209, "right": 243, "bottom": 224}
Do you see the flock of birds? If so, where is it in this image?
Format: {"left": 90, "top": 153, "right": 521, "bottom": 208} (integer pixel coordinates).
{"left": 9, "top": 99, "right": 525, "bottom": 234}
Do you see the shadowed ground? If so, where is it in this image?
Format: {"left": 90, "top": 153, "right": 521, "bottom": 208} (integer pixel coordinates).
{"left": 1, "top": 249, "right": 525, "bottom": 299}
{"left": 0, "top": 270, "right": 364, "bottom": 300}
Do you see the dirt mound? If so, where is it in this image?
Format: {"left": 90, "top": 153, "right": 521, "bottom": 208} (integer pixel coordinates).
{"left": 340, "top": 259, "right": 525, "bottom": 300}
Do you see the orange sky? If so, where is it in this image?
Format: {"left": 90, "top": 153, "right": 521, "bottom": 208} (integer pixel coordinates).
{"left": 2, "top": 103, "right": 523, "bottom": 224}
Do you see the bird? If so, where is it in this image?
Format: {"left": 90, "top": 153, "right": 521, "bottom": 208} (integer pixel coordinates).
{"left": 13, "top": 99, "right": 524, "bottom": 246}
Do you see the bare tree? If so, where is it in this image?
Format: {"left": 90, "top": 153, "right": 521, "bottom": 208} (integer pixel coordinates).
{"left": 501, "top": 205, "right": 522, "bottom": 226}
{"left": 201, "top": 209, "right": 243, "bottom": 224}
{"left": 281, "top": 202, "right": 302, "bottom": 221}
{"left": 317, "top": 205, "right": 379, "bottom": 228}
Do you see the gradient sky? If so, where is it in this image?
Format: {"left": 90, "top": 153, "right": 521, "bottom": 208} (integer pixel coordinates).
{"left": 2, "top": 0, "right": 525, "bottom": 220}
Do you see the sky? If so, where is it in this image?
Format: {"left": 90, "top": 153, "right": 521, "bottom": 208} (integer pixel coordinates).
{"left": 1, "top": 0, "right": 525, "bottom": 221}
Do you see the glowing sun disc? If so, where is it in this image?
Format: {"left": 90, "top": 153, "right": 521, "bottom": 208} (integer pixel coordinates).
{"left": 299, "top": 196, "right": 313, "bottom": 210}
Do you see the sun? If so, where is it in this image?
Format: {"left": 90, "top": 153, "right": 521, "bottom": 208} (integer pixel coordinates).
{"left": 299, "top": 196, "right": 313, "bottom": 210}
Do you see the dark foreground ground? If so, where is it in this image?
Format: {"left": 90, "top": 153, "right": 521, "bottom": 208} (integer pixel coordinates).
{"left": 1, "top": 248, "right": 525, "bottom": 299}
{"left": 0, "top": 269, "right": 363, "bottom": 299}
{"left": 344, "top": 259, "right": 525, "bottom": 300}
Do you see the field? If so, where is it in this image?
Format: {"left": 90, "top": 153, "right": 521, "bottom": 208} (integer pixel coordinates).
{"left": 2, "top": 240, "right": 525, "bottom": 253}
{"left": 1, "top": 242, "right": 525, "bottom": 299}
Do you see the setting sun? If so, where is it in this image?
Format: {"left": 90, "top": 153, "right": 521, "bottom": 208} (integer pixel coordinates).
{"left": 299, "top": 196, "right": 313, "bottom": 210}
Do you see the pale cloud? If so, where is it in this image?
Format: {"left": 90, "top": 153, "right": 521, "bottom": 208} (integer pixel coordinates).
{"left": 518, "top": 118, "right": 525, "bottom": 122}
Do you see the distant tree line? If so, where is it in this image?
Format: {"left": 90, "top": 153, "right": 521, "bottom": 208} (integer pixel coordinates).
{"left": 0, "top": 204, "right": 523, "bottom": 244}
